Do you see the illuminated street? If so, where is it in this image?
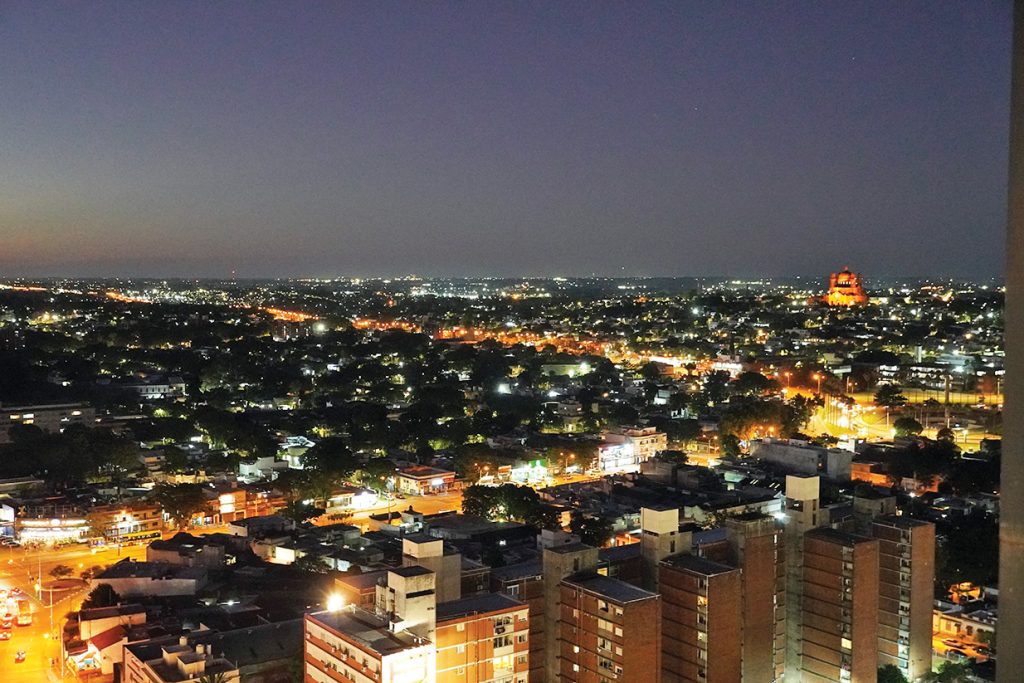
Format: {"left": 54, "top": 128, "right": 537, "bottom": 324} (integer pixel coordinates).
{"left": 0, "top": 543, "right": 145, "bottom": 682}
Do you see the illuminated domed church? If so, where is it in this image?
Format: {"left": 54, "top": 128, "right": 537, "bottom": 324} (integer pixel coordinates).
{"left": 825, "top": 267, "right": 868, "bottom": 306}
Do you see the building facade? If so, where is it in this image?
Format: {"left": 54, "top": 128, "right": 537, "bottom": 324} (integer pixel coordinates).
{"left": 800, "top": 529, "right": 880, "bottom": 683}
{"left": 659, "top": 554, "right": 741, "bottom": 683}
{"left": 872, "top": 516, "right": 935, "bottom": 681}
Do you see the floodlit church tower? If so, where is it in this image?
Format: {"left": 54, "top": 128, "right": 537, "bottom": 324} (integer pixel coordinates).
{"left": 826, "top": 267, "right": 868, "bottom": 306}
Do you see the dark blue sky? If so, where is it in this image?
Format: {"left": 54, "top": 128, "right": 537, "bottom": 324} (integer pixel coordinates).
{"left": 0, "top": 1, "right": 1012, "bottom": 278}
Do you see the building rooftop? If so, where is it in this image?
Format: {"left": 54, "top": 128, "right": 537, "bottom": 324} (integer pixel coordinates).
{"left": 805, "top": 527, "right": 877, "bottom": 547}
{"left": 564, "top": 574, "right": 659, "bottom": 604}
{"left": 490, "top": 560, "right": 543, "bottom": 584}
{"left": 126, "top": 619, "right": 304, "bottom": 671}
{"left": 436, "top": 593, "right": 522, "bottom": 622}
{"left": 873, "top": 514, "right": 931, "bottom": 529}
{"left": 661, "top": 553, "right": 738, "bottom": 577}
{"left": 308, "top": 608, "right": 429, "bottom": 656}
{"left": 599, "top": 543, "right": 642, "bottom": 563}
{"left": 545, "top": 542, "right": 594, "bottom": 555}
{"left": 89, "top": 625, "right": 126, "bottom": 651}
{"left": 96, "top": 561, "right": 206, "bottom": 581}
{"left": 390, "top": 565, "right": 433, "bottom": 578}
{"left": 398, "top": 466, "right": 455, "bottom": 479}
{"left": 80, "top": 604, "right": 146, "bottom": 621}
{"left": 336, "top": 570, "right": 387, "bottom": 591}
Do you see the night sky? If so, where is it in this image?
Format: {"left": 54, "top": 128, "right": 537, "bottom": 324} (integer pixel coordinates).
{"left": 0, "top": 2, "right": 1012, "bottom": 279}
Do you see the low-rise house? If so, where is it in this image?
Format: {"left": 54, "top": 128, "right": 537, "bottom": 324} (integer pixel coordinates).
{"left": 324, "top": 484, "right": 380, "bottom": 514}
{"left": 124, "top": 620, "right": 304, "bottom": 683}
{"left": 238, "top": 455, "right": 290, "bottom": 482}
{"left": 750, "top": 437, "right": 853, "bottom": 480}
{"left": 0, "top": 402, "right": 95, "bottom": 444}
{"left": 88, "top": 503, "right": 164, "bottom": 545}
{"left": 397, "top": 466, "right": 457, "bottom": 495}
{"left": 226, "top": 514, "right": 295, "bottom": 538}
{"left": 92, "top": 561, "right": 208, "bottom": 597}
{"left": 933, "top": 600, "right": 998, "bottom": 648}
{"left": 146, "top": 533, "right": 226, "bottom": 568}
{"left": 78, "top": 604, "right": 147, "bottom": 640}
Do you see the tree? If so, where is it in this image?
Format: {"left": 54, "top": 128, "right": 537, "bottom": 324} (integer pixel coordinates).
{"left": 701, "top": 371, "right": 731, "bottom": 407}
{"left": 152, "top": 483, "right": 208, "bottom": 529}
{"left": 49, "top": 564, "right": 74, "bottom": 579}
{"left": 279, "top": 500, "right": 324, "bottom": 524}
{"left": 356, "top": 458, "right": 397, "bottom": 493}
{"left": 935, "top": 513, "right": 999, "bottom": 589}
{"left": 720, "top": 434, "right": 741, "bottom": 458}
{"left": 877, "top": 664, "right": 909, "bottom": 683}
{"left": 921, "top": 661, "right": 972, "bottom": 682}
{"left": 300, "top": 437, "right": 357, "bottom": 478}
{"left": 161, "top": 445, "right": 191, "bottom": 473}
{"left": 569, "top": 511, "right": 614, "bottom": 548}
{"left": 81, "top": 583, "right": 120, "bottom": 610}
{"left": 640, "top": 362, "right": 664, "bottom": 382}
{"left": 89, "top": 430, "right": 141, "bottom": 499}
{"left": 657, "top": 450, "right": 688, "bottom": 466}
{"left": 79, "top": 565, "right": 105, "bottom": 581}
{"left": 293, "top": 553, "right": 329, "bottom": 574}
{"left": 731, "top": 371, "right": 776, "bottom": 396}
{"left": 937, "top": 427, "right": 956, "bottom": 443}
{"left": 874, "top": 384, "right": 908, "bottom": 409}
{"left": 893, "top": 417, "right": 923, "bottom": 438}
{"left": 462, "top": 484, "right": 557, "bottom": 528}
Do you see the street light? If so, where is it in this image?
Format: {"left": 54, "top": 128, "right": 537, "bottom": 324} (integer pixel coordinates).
{"left": 813, "top": 373, "right": 822, "bottom": 394}
{"left": 326, "top": 594, "right": 345, "bottom": 612}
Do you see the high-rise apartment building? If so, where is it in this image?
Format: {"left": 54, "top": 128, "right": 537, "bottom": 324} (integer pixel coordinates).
{"left": 659, "top": 553, "right": 740, "bottom": 683}
{"left": 543, "top": 543, "right": 601, "bottom": 679}
{"left": 725, "top": 512, "right": 786, "bottom": 682}
{"left": 641, "top": 505, "right": 689, "bottom": 591}
{"left": 304, "top": 607, "right": 436, "bottom": 683}
{"left": 404, "top": 534, "right": 463, "bottom": 603}
{"left": 558, "top": 573, "right": 661, "bottom": 682}
{"left": 436, "top": 593, "right": 530, "bottom": 683}
{"left": 872, "top": 515, "right": 935, "bottom": 681}
{"left": 800, "top": 528, "right": 880, "bottom": 683}
{"left": 784, "top": 475, "right": 822, "bottom": 679}
{"left": 491, "top": 561, "right": 546, "bottom": 682}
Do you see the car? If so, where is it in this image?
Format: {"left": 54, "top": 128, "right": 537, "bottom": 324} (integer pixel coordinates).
{"left": 942, "top": 638, "right": 963, "bottom": 648}
{"left": 946, "top": 648, "right": 972, "bottom": 662}
{"left": 974, "top": 646, "right": 996, "bottom": 658}
{"left": 14, "top": 651, "right": 24, "bottom": 663}
{"left": 0, "top": 631, "right": 11, "bottom": 640}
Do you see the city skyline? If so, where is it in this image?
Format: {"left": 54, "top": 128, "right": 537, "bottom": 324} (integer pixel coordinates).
{"left": 0, "top": 2, "right": 1013, "bottom": 279}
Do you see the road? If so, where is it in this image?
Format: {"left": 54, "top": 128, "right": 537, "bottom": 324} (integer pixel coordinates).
{"left": 0, "top": 474, "right": 591, "bottom": 680}
{"left": 932, "top": 634, "right": 992, "bottom": 664}
{"left": 329, "top": 473, "right": 603, "bottom": 531}
{"left": 791, "top": 385, "right": 999, "bottom": 450}
{"left": 0, "top": 541, "right": 148, "bottom": 682}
